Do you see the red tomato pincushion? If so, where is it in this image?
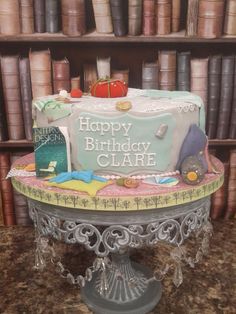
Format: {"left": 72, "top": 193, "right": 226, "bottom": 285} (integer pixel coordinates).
{"left": 90, "top": 79, "right": 128, "bottom": 98}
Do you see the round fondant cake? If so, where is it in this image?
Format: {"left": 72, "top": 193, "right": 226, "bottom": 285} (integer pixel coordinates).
{"left": 33, "top": 88, "right": 207, "bottom": 180}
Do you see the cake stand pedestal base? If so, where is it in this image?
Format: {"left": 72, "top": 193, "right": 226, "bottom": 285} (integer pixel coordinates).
{"left": 81, "top": 252, "right": 162, "bottom": 314}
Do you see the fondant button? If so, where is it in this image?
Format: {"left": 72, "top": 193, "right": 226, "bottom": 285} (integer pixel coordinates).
{"left": 116, "top": 101, "right": 132, "bottom": 112}
{"left": 123, "top": 178, "right": 139, "bottom": 188}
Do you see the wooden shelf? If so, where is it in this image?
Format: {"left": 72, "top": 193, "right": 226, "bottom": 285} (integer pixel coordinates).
{"left": 0, "top": 140, "right": 33, "bottom": 148}
{"left": 0, "top": 30, "right": 236, "bottom": 43}
{"left": 209, "top": 139, "right": 236, "bottom": 146}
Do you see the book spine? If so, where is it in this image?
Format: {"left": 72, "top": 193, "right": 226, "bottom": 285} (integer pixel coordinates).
{"left": 96, "top": 57, "right": 111, "bottom": 79}
{"left": 85, "top": 0, "right": 96, "bottom": 31}
{"left": 158, "top": 50, "right": 177, "bottom": 91}
{"left": 197, "top": 0, "right": 225, "bottom": 39}
{"left": 11, "top": 153, "right": 31, "bottom": 226}
{"left": 45, "top": 0, "right": 60, "bottom": 33}
{"left": 0, "top": 0, "right": 21, "bottom": 35}
{"left": 224, "top": 149, "right": 236, "bottom": 219}
{"left": 52, "top": 58, "right": 71, "bottom": 94}
{"left": 111, "top": 69, "right": 129, "bottom": 85}
{"left": 142, "top": 0, "right": 156, "bottom": 36}
{"left": 61, "top": 0, "right": 86, "bottom": 37}
{"left": 0, "top": 153, "right": 15, "bottom": 226}
{"left": 92, "top": 0, "right": 113, "bottom": 33}
{"left": 156, "top": 0, "right": 172, "bottom": 35}
{"left": 216, "top": 55, "right": 235, "bottom": 139}
{"left": 207, "top": 55, "right": 222, "bottom": 139}
{"left": 19, "top": 0, "right": 34, "bottom": 34}
{"left": 83, "top": 63, "right": 98, "bottom": 92}
{"left": 19, "top": 57, "right": 33, "bottom": 141}
{"left": 0, "top": 55, "right": 25, "bottom": 140}
{"left": 172, "top": 0, "right": 181, "bottom": 32}
{"left": 110, "top": 0, "right": 128, "bottom": 37}
{"left": 33, "top": 0, "right": 45, "bottom": 33}
{"left": 190, "top": 58, "right": 208, "bottom": 111}
{"left": 186, "top": 0, "right": 199, "bottom": 37}
{"left": 177, "top": 51, "right": 191, "bottom": 91}
{"left": 229, "top": 69, "right": 236, "bottom": 139}
{"left": 29, "top": 49, "right": 53, "bottom": 98}
{"left": 0, "top": 189, "right": 4, "bottom": 226}
{"left": 142, "top": 61, "right": 159, "bottom": 89}
{"left": 224, "top": 0, "right": 236, "bottom": 35}
{"left": 0, "top": 78, "right": 8, "bottom": 141}
{"left": 71, "top": 76, "right": 81, "bottom": 90}
{"left": 210, "top": 160, "right": 229, "bottom": 219}
{"left": 128, "top": 0, "right": 142, "bottom": 36}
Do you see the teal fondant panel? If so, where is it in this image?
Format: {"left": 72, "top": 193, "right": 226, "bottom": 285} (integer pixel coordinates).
{"left": 75, "top": 112, "right": 176, "bottom": 175}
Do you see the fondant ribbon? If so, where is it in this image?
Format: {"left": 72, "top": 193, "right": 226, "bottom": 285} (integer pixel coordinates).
{"left": 49, "top": 170, "right": 108, "bottom": 184}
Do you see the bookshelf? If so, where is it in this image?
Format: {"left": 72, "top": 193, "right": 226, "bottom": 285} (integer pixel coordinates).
{"left": 1, "top": 33, "right": 236, "bottom": 149}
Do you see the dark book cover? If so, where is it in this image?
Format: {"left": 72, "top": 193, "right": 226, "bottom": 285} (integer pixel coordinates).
{"left": 224, "top": 149, "right": 236, "bottom": 219}
{"left": 207, "top": 55, "right": 222, "bottom": 139}
{"left": 0, "top": 0, "right": 21, "bottom": 35}
{"left": 29, "top": 49, "right": 53, "bottom": 98}
{"left": 45, "top": 0, "right": 60, "bottom": 33}
{"left": 33, "top": 0, "right": 45, "bottom": 33}
{"left": 156, "top": 0, "right": 171, "bottom": 35}
{"left": 52, "top": 58, "right": 71, "bottom": 94}
{"left": 19, "top": 57, "right": 33, "bottom": 141}
{"left": 197, "top": 0, "right": 225, "bottom": 39}
{"left": 85, "top": 0, "right": 96, "bottom": 31}
{"left": 0, "top": 152, "right": 16, "bottom": 226}
{"left": 229, "top": 66, "right": 236, "bottom": 139}
{"left": 158, "top": 50, "right": 176, "bottom": 91}
{"left": 0, "top": 55, "right": 25, "bottom": 140}
{"left": 142, "top": 0, "right": 155, "bottom": 36}
{"left": 142, "top": 61, "right": 159, "bottom": 89}
{"left": 61, "top": 0, "right": 86, "bottom": 36}
{"left": 33, "top": 126, "right": 71, "bottom": 177}
{"left": 186, "top": 0, "right": 199, "bottom": 37}
{"left": 177, "top": 51, "right": 191, "bottom": 91}
{"left": 92, "top": 0, "right": 113, "bottom": 33}
{"left": 0, "top": 190, "right": 4, "bottom": 226}
{"left": 216, "top": 55, "right": 235, "bottom": 139}
{"left": 224, "top": 0, "right": 236, "bottom": 35}
{"left": 110, "top": 0, "right": 128, "bottom": 36}
{"left": 19, "top": 0, "right": 34, "bottom": 34}
{"left": 128, "top": 0, "right": 142, "bottom": 36}
{"left": 0, "top": 69, "right": 8, "bottom": 141}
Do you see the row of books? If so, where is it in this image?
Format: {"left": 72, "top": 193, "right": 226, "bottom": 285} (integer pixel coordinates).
{"left": 210, "top": 149, "right": 236, "bottom": 220}
{"left": 0, "top": 152, "right": 31, "bottom": 227}
{"left": 1, "top": 49, "right": 236, "bottom": 143}
{"left": 0, "top": 0, "right": 235, "bottom": 38}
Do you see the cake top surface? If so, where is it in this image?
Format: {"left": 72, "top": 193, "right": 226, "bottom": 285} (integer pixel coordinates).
{"left": 33, "top": 88, "right": 205, "bottom": 120}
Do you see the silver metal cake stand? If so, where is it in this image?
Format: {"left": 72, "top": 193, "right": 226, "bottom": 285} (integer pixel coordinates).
{"left": 28, "top": 196, "right": 212, "bottom": 314}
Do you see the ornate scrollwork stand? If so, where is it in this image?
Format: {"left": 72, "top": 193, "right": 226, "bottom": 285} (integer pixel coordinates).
{"left": 28, "top": 196, "right": 212, "bottom": 314}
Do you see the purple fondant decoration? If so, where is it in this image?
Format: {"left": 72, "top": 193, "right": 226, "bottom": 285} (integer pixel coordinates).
{"left": 176, "top": 124, "right": 208, "bottom": 171}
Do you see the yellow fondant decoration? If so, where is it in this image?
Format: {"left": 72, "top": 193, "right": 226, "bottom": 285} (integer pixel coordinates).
{"left": 187, "top": 171, "right": 198, "bottom": 181}
{"left": 24, "top": 163, "right": 36, "bottom": 172}
{"left": 46, "top": 179, "right": 113, "bottom": 197}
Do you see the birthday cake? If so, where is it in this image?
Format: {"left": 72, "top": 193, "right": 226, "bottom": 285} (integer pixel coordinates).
{"left": 33, "top": 87, "right": 209, "bottom": 184}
